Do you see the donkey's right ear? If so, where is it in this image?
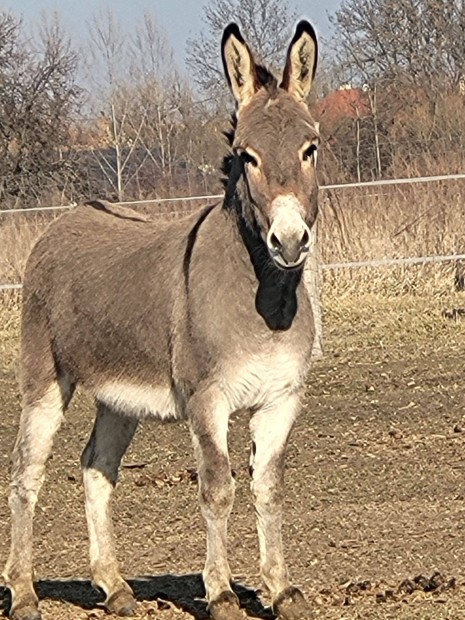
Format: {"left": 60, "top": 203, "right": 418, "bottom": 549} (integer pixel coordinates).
{"left": 221, "top": 23, "right": 258, "bottom": 110}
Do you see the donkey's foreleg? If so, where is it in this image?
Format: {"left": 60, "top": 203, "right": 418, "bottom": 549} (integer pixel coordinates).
{"left": 250, "top": 396, "right": 312, "bottom": 619}
{"left": 189, "top": 393, "right": 243, "bottom": 620}
{"left": 306, "top": 224, "right": 324, "bottom": 360}
{"left": 4, "top": 380, "right": 70, "bottom": 620}
{"left": 81, "top": 403, "right": 138, "bottom": 617}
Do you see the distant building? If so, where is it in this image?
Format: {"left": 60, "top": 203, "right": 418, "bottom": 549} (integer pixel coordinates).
{"left": 314, "top": 86, "right": 371, "bottom": 133}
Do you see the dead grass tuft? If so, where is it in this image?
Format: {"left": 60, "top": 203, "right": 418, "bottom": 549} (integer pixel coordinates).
{"left": 0, "top": 215, "right": 48, "bottom": 279}
{"left": 322, "top": 289, "right": 465, "bottom": 357}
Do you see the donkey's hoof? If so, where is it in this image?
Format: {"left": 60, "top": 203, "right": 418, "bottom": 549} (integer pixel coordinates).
{"left": 273, "top": 587, "right": 313, "bottom": 620}
{"left": 208, "top": 591, "right": 246, "bottom": 620}
{"left": 106, "top": 589, "right": 137, "bottom": 617}
{"left": 10, "top": 603, "right": 42, "bottom": 620}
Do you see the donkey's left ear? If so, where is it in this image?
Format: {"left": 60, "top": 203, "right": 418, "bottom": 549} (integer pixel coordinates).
{"left": 281, "top": 20, "right": 318, "bottom": 102}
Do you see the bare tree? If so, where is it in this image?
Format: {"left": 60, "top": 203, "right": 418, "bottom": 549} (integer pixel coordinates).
{"left": 85, "top": 10, "right": 202, "bottom": 199}
{"left": 322, "top": 0, "right": 465, "bottom": 181}
{"left": 0, "top": 12, "right": 82, "bottom": 208}
{"left": 126, "top": 13, "right": 187, "bottom": 187}
{"left": 129, "top": 11, "right": 175, "bottom": 81}
{"left": 87, "top": 8, "right": 126, "bottom": 92}
{"left": 330, "top": 0, "right": 465, "bottom": 90}
{"left": 186, "top": 0, "right": 298, "bottom": 104}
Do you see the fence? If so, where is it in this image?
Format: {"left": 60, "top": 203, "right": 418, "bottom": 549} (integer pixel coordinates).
{"left": 2, "top": 172, "right": 465, "bottom": 292}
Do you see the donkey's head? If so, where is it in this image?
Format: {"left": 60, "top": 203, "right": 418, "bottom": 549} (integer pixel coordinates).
{"left": 222, "top": 21, "right": 319, "bottom": 271}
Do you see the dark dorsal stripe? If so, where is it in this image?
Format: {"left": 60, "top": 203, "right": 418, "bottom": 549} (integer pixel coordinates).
{"left": 85, "top": 199, "right": 151, "bottom": 223}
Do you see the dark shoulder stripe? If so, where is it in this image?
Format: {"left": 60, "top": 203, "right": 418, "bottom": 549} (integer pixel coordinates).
{"left": 183, "top": 203, "right": 218, "bottom": 291}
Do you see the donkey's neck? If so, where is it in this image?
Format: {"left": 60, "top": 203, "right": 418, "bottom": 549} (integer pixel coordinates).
{"left": 228, "top": 199, "right": 304, "bottom": 332}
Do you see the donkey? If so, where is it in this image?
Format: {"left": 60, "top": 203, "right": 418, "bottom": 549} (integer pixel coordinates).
{"left": 4, "top": 20, "right": 320, "bottom": 620}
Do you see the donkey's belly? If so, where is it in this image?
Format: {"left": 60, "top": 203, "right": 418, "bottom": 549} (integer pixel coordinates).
{"left": 94, "top": 380, "right": 183, "bottom": 421}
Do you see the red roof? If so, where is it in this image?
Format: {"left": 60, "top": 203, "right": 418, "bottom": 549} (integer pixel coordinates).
{"left": 314, "top": 88, "right": 371, "bottom": 129}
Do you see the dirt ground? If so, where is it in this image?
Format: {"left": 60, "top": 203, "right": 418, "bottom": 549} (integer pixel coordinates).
{"left": 1, "top": 291, "right": 465, "bottom": 620}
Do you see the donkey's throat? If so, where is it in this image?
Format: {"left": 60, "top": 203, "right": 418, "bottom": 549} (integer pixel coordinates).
{"left": 255, "top": 272, "right": 302, "bottom": 331}
{"left": 236, "top": 216, "right": 304, "bottom": 331}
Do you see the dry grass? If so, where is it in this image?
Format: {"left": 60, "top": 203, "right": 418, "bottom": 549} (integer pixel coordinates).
{"left": 322, "top": 289, "right": 465, "bottom": 356}
{"left": 320, "top": 179, "right": 465, "bottom": 295}
{"left": 0, "top": 214, "right": 48, "bottom": 281}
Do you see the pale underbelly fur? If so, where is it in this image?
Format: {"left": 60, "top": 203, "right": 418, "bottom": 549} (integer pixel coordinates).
{"left": 94, "top": 351, "right": 306, "bottom": 419}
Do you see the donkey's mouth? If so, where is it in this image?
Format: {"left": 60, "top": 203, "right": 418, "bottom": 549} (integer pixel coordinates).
{"left": 270, "top": 252, "right": 308, "bottom": 271}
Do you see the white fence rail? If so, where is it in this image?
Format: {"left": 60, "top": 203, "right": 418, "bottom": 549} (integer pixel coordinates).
{"left": 2, "top": 172, "right": 465, "bottom": 292}
{"left": 0, "top": 194, "right": 225, "bottom": 215}
{"left": 2, "top": 172, "right": 465, "bottom": 216}
{"left": 2, "top": 253, "right": 465, "bottom": 293}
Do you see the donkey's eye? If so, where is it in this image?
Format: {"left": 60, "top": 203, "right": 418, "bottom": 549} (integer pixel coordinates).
{"left": 302, "top": 144, "right": 317, "bottom": 162}
{"left": 240, "top": 150, "right": 259, "bottom": 168}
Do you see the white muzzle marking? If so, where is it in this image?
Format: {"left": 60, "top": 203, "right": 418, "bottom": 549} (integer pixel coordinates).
{"left": 266, "top": 194, "right": 311, "bottom": 269}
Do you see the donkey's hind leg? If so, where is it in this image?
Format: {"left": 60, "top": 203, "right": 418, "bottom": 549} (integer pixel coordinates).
{"left": 249, "top": 395, "right": 313, "bottom": 620}
{"left": 4, "top": 376, "right": 73, "bottom": 620}
{"left": 81, "top": 402, "right": 138, "bottom": 617}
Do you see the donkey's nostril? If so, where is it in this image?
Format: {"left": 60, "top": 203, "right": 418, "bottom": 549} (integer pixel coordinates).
{"left": 300, "top": 228, "right": 310, "bottom": 249}
{"left": 267, "top": 222, "right": 311, "bottom": 266}
{"left": 269, "top": 232, "right": 282, "bottom": 251}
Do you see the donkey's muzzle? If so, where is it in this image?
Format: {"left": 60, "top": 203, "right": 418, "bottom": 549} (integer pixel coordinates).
{"left": 266, "top": 195, "right": 312, "bottom": 269}
{"left": 268, "top": 227, "right": 310, "bottom": 268}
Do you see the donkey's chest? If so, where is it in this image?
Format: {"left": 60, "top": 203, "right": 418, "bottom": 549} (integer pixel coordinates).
{"left": 220, "top": 349, "right": 309, "bottom": 410}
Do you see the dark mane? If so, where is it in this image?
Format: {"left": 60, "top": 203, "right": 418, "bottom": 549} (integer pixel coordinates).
{"left": 221, "top": 114, "right": 237, "bottom": 188}
{"left": 255, "top": 64, "right": 277, "bottom": 90}
{"left": 221, "top": 64, "right": 278, "bottom": 188}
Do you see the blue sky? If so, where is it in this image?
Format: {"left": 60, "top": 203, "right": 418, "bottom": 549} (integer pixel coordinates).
{"left": 7, "top": 0, "right": 341, "bottom": 71}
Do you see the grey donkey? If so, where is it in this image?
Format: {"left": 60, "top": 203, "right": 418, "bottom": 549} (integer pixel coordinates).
{"left": 4, "top": 20, "right": 320, "bottom": 620}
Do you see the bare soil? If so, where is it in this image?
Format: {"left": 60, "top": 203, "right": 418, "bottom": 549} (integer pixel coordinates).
{"left": 1, "top": 292, "right": 465, "bottom": 619}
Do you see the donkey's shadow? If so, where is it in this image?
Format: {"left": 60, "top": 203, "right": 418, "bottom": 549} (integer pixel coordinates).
{"left": 0, "top": 574, "right": 274, "bottom": 619}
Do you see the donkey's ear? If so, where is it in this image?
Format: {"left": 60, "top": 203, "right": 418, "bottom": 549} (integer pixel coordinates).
{"left": 222, "top": 23, "right": 258, "bottom": 109}
{"left": 281, "top": 20, "right": 318, "bottom": 103}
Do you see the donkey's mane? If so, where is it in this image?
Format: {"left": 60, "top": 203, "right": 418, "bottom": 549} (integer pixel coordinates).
{"left": 220, "top": 123, "right": 236, "bottom": 188}
{"left": 221, "top": 64, "right": 278, "bottom": 188}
